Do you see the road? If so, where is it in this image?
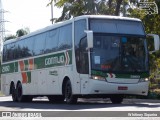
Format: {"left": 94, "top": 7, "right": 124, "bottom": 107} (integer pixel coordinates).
{"left": 0, "top": 96, "right": 160, "bottom": 120}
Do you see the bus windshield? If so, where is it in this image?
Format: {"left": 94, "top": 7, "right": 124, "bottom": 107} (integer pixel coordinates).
{"left": 91, "top": 35, "right": 149, "bottom": 73}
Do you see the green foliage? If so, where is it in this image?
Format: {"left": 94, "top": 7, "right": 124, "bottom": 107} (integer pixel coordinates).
{"left": 16, "top": 28, "right": 30, "bottom": 37}
{"left": 48, "top": 0, "right": 124, "bottom": 22}
{"left": 4, "top": 28, "right": 30, "bottom": 41}
{"left": 4, "top": 35, "right": 16, "bottom": 41}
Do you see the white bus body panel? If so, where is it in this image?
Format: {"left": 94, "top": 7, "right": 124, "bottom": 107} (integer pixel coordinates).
{"left": 82, "top": 78, "right": 149, "bottom": 96}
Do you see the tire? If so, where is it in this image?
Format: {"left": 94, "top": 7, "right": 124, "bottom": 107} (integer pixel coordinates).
{"left": 64, "top": 80, "right": 77, "bottom": 104}
{"left": 110, "top": 95, "right": 123, "bottom": 104}
{"left": 11, "top": 84, "right": 17, "bottom": 102}
{"left": 16, "top": 83, "right": 26, "bottom": 102}
{"left": 48, "top": 95, "right": 64, "bottom": 103}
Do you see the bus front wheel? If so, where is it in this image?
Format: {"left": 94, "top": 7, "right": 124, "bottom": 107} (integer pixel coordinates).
{"left": 64, "top": 80, "right": 77, "bottom": 104}
{"left": 110, "top": 95, "right": 123, "bottom": 104}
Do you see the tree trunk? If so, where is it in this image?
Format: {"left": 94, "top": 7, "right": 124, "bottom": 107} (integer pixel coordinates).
{"left": 108, "top": 0, "right": 112, "bottom": 9}
{"left": 115, "top": 0, "right": 123, "bottom": 16}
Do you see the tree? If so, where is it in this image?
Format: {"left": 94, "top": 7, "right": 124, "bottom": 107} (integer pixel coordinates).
{"left": 48, "top": 0, "right": 124, "bottom": 22}
{"left": 4, "top": 35, "right": 16, "bottom": 41}
{"left": 115, "top": 0, "right": 123, "bottom": 15}
{"left": 16, "top": 28, "right": 30, "bottom": 37}
{"left": 126, "top": 0, "right": 160, "bottom": 74}
{"left": 4, "top": 28, "right": 30, "bottom": 41}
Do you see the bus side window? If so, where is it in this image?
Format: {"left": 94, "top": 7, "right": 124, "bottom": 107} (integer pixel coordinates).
{"left": 14, "top": 42, "right": 18, "bottom": 59}
{"left": 17, "top": 40, "right": 25, "bottom": 58}
{"left": 24, "top": 37, "right": 34, "bottom": 57}
{"left": 45, "top": 29, "right": 59, "bottom": 53}
{"left": 11, "top": 43, "right": 16, "bottom": 60}
{"left": 58, "top": 24, "right": 72, "bottom": 51}
{"left": 7, "top": 43, "right": 15, "bottom": 61}
{"left": 33, "top": 33, "right": 46, "bottom": 55}
{"left": 2, "top": 45, "right": 7, "bottom": 62}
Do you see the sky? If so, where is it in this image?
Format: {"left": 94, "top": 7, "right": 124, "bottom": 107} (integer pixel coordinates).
{"left": 2, "top": 0, "right": 62, "bottom": 36}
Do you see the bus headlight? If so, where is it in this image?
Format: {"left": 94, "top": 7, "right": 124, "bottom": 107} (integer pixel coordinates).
{"left": 91, "top": 75, "right": 106, "bottom": 81}
{"left": 139, "top": 78, "right": 149, "bottom": 82}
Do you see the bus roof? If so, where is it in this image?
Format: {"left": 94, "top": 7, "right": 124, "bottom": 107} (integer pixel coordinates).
{"left": 75, "top": 15, "right": 141, "bottom": 22}
{"left": 4, "top": 15, "right": 142, "bottom": 45}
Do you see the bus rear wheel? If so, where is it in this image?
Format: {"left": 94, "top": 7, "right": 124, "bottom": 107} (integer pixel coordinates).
{"left": 16, "top": 83, "right": 32, "bottom": 102}
{"left": 11, "top": 84, "right": 17, "bottom": 102}
{"left": 64, "top": 80, "right": 77, "bottom": 104}
{"left": 110, "top": 95, "right": 123, "bottom": 104}
{"left": 17, "top": 83, "right": 24, "bottom": 102}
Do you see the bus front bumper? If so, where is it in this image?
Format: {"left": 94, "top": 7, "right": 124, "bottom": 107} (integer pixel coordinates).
{"left": 82, "top": 80, "right": 149, "bottom": 96}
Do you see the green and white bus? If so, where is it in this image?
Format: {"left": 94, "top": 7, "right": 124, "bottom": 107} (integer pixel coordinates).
{"left": 1, "top": 15, "right": 159, "bottom": 104}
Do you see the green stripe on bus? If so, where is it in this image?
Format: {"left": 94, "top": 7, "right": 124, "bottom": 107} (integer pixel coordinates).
{"left": 34, "top": 51, "right": 72, "bottom": 69}
{"left": 27, "top": 72, "right": 31, "bottom": 83}
{"left": 1, "top": 63, "right": 15, "bottom": 74}
{"left": 14, "top": 62, "right": 18, "bottom": 72}
{"left": 24, "top": 60, "right": 29, "bottom": 71}
{"left": 1, "top": 50, "right": 72, "bottom": 74}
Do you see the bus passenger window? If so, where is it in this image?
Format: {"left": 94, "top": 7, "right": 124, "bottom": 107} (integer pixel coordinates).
{"left": 45, "top": 29, "right": 59, "bottom": 53}
{"left": 58, "top": 24, "right": 72, "bottom": 50}
{"left": 33, "top": 33, "right": 46, "bottom": 55}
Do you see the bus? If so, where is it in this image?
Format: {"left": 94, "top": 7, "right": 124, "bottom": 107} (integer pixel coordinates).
{"left": 1, "top": 15, "right": 159, "bottom": 104}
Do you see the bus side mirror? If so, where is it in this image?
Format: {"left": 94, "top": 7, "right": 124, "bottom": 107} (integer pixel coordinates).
{"left": 85, "top": 30, "right": 93, "bottom": 49}
{"left": 147, "top": 34, "right": 160, "bottom": 53}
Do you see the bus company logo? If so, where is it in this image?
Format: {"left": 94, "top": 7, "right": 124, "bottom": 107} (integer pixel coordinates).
{"left": 45, "top": 51, "right": 70, "bottom": 66}
{"left": 45, "top": 55, "right": 65, "bottom": 66}
{"left": 138, "top": 2, "right": 158, "bottom": 15}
